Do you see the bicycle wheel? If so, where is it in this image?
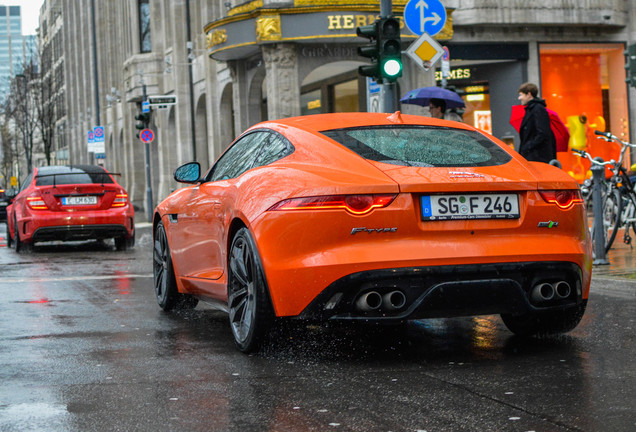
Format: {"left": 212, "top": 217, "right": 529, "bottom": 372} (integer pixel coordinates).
{"left": 620, "top": 192, "right": 636, "bottom": 242}
{"left": 590, "top": 187, "right": 622, "bottom": 254}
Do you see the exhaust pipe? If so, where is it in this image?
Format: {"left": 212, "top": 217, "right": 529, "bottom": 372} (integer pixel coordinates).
{"left": 355, "top": 291, "right": 382, "bottom": 311}
{"left": 383, "top": 290, "right": 407, "bottom": 311}
{"left": 531, "top": 283, "right": 555, "bottom": 303}
{"left": 554, "top": 281, "right": 571, "bottom": 299}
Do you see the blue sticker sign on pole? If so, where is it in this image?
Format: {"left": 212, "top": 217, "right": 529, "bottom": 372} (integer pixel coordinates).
{"left": 93, "top": 126, "right": 104, "bottom": 142}
{"left": 404, "top": 0, "right": 447, "bottom": 37}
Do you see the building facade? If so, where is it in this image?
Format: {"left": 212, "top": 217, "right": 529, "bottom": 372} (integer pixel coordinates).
{"left": 40, "top": 0, "right": 636, "bottom": 216}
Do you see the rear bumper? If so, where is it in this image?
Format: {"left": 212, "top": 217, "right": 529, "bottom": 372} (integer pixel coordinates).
{"left": 32, "top": 224, "right": 131, "bottom": 242}
{"left": 297, "top": 261, "right": 584, "bottom": 321}
{"left": 18, "top": 207, "right": 134, "bottom": 243}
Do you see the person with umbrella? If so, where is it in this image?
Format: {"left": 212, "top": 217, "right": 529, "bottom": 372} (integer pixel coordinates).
{"left": 516, "top": 82, "right": 556, "bottom": 164}
{"left": 429, "top": 98, "right": 463, "bottom": 122}
{"left": 401, "top": 87, "right": 464, "bottom": 122}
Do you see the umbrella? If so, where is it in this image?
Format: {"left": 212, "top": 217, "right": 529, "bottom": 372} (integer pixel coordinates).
{"left": 400, "top": 86, "right": 465, "bottom": 109}
{"left": 510, "top": 104, "right": 570, "bottom": 152}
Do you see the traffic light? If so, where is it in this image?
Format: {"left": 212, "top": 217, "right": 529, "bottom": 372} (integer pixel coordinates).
{"left": 378, "top": 17, "right": 402, "bottom": 82}
{"left": 357, "top": 20, "right": 381, "bottom": 81}
{"left": 134, "top": 110, "right": 151, "bottom": 138}
{"left": 626, "top": 43, "right": 636, "bottom": 88}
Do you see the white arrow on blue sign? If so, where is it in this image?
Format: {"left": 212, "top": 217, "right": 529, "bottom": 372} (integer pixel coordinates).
{"left": 404, "top": 0, "right": 447, "bottom": 37}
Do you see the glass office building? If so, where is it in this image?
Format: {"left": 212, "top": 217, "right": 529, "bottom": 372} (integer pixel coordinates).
{"left": 0, "top": 5, "right": 25, "bottom": 100}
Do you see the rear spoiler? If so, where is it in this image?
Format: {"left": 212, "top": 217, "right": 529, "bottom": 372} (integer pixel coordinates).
{"left": 34, "top": 172, "right": 121, "bottom": 187}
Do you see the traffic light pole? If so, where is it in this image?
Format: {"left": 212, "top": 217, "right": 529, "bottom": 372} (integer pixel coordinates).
{"left": 380, "top": 0, "right": 397, "bottom": 113}
{"left": 142, "top": 83, "right": 153, "bottom": 223}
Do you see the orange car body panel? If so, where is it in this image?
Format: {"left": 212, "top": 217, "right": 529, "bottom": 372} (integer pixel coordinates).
{"left": 155, "top": 113, "right": 592, "bottom": 318}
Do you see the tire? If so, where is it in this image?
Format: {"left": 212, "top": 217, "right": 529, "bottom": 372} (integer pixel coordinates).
{"left": 501, "top": 300, "right": 588, "bottom": 336}
{"left": 115, "top": 229, "right": 135, "bottom": 251}
{"left": 153, "top": 221, "right": 198, "bottom": 311}
{"left": 6, "top": 220, "right": 12, "bottom": 248}
{"left": 620, "top": 193, "right": 636, "bottom": 242}
{"left": 14, "top": 215, "right": 31, "bottom": 253}
{"left": 228, "top": 227, "right": 274, "bottom": 353}
{"left": 590, "top": 188, "right": 621, "bottom": 254}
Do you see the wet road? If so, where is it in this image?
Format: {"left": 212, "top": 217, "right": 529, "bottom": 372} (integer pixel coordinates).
{"left": 0, "top": 222, "right": 635, "bottom": 431}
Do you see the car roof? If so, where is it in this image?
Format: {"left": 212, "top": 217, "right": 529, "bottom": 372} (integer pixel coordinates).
{"left": 35, "top": 165, "right": 109, "bottom": 176}
{"left": 257, "top": 112, "right": 476, "bottom": 134}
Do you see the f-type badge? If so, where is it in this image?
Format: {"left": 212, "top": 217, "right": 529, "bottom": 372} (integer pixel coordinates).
{"left": 351, "top": 227, "right": 397, "bottom": 235}
{"left": 538, "top": 221, "right": 559, "bottom": 228}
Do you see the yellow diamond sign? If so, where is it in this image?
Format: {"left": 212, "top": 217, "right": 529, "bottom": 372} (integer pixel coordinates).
{"left": 405, "top": 32, "right": 445, "bottom": 71}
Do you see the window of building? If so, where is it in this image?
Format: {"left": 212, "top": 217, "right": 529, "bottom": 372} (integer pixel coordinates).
{"left": 138, "top": 0, "right": 151, "bottom": 53}
{"left": 540, "top": 43, "right": 630, "bottom": 178}
{"left": 333, "top": 79, "right": 359, "bottom": 112}
{"left": 300, "top": 89, "right": 321, "bottom": 115}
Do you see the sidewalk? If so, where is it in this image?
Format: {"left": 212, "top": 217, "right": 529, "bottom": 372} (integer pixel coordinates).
{"left": 592, "top": 237, "right": 636, "bottom": 279}
{"left": 134, "top": 212, "right": 153, "bottom": 231}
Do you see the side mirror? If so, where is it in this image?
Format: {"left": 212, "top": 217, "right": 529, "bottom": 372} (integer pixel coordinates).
{"left": 173, "top": 162, "right": 201, "bottom": 184}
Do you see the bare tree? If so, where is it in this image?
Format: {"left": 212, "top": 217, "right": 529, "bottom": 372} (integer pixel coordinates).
{"left": 4, "top": 59, "right": 40, "bottom": 174}
{"left": 35, "top": 41, "right": 56, "bottom": 166}
{"left": 0, "top": 120, "right": 16, "bottom": 188}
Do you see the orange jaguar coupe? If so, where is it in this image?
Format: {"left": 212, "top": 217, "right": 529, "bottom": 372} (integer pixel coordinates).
{"left": 153, "top": 112, "right": 592, "bottom": 352}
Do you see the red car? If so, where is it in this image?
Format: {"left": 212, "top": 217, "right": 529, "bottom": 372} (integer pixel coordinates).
{"left": 6, "top": 165, "right": 135, "bottom": 252}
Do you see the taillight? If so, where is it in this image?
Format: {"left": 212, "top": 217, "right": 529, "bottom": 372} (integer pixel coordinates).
{"left": 268, "top": 194, "right": 397, "bottom": 215}
{"left": 539, "top": 190, "right": 583, "bottom": 209}
{"left": 112, "top": 193, "right": 128, "bottom": 208}
{"left": 27, "top": 196, "right": 48, "bottom": 210}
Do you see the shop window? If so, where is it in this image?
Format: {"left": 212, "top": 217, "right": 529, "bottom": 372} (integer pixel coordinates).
{"left": 540, "top": 43, "right": 630, "bottom": 181}
{"left": 333, "top": 79, "right": 359, "bottom": 112}
{"left": 301, "top": 89, "right": 321, "bottom": 116}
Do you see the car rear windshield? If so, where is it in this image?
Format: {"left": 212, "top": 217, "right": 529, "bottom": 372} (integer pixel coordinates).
{"left": 35, "top": 167, "right": 114, "bottom": 186}
{"left": 320, "top": 126, "right": 512, "bottom": 167}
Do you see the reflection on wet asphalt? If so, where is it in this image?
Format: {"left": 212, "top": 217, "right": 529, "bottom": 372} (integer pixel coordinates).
{"left": 0, "top": 223, "right": 635, "bottom": 431}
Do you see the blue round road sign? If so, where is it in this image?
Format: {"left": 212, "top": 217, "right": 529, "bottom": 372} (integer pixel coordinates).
{"left": 140, "top": 128, "right": 154, "bottom": 143}
{"left": 404, "top": 0, "right": 447, "bottom": 37}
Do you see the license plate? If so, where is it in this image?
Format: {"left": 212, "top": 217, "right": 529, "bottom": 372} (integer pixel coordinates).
{"left": 421, "top": 193, "right": 520, "bottom": 220}
{"left": 63, "top": 196, "right": 97, "bottom": 205}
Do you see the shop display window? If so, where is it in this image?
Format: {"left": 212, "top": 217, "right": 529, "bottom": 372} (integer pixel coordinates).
{"left": 540, "top": 43, "right": 630, "bottom": 181}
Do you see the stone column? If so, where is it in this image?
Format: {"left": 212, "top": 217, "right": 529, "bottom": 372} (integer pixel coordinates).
{"left": 262, "top": 44, "right": 301, "bottom": 119}
{"left": 228, "top": 60, "right": 250, "bottom": 135}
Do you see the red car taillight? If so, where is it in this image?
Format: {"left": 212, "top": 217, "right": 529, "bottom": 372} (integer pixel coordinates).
{"left": 539, "top": 190, "right": 584, "bottom": 209}
{"left": 27, "top": 196, "right": 48, "bottom": 210}
{"left": 112, "top": 193, "right": 128, "bottom": 208}
{"left": 268, "top": 194, "right": 397, "bottom": 215}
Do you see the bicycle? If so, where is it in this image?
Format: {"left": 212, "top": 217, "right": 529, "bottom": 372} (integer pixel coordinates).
{"left": 573, "top": 130, "right": 636, "bottom": 254}
{"left": 571, "top": 148, "right": 618, "bottom": 254}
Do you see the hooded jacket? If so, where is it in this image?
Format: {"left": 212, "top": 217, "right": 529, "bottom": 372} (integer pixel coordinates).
{"left": 518, "top": 98, "right": 556, "bottom": 164}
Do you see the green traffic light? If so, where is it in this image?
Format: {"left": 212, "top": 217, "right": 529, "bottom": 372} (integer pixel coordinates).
{"left": 383, "top": 59, "right": 402, "bottom": 77}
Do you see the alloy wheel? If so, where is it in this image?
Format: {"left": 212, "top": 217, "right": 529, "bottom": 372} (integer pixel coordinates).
{"left": 153, "top": 224, "right": 169, "bottom": 303}
{"left": 228, "top": 234, "right": 256, "bottom": 344}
